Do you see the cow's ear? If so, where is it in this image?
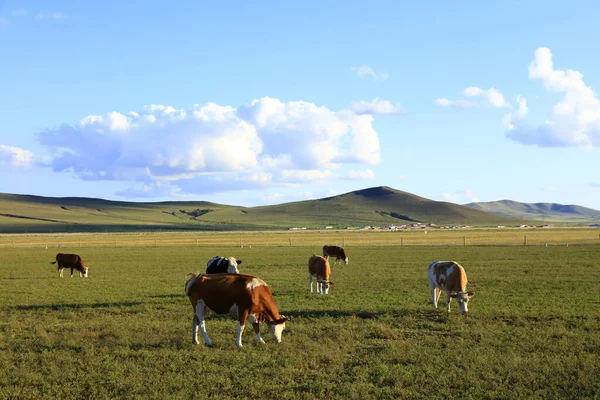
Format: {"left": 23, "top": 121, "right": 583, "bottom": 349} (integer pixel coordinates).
{"left": 328, "top": 281, "right": 334, "bottom": 285}
{"left": 450, "top": 293, "right": 458, "bottom": 298}
{"left": 467, "top": 291, "right": 475, "bottom": 297}
{"left": 271, "top": 316, "right": 289, "bottom": 324}
{"left": 236, "top": 260, "right": 242, "bottom": 265}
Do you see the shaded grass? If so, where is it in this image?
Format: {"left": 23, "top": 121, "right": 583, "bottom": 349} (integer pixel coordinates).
{"left": 0, "top": 240, "right": 599, "bottom": 399}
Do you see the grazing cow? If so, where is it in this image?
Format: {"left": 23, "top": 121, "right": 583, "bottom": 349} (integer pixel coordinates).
{"left": 308, "top": 254, "right": 333, "bottom": 294}
{"left": 50, "top": 253, "right": 89, "bottom": 278}
{"left": 185, "top": 273, "right": 288, "bottom": 347}
{"left": 428, "top": 261, "right": 474, "bottom": 314}
{"left": 322, "top": 245, "right": 348, "bottom": 265}
{"left": 206, "top": 256, "right": 241, "bottom": 274}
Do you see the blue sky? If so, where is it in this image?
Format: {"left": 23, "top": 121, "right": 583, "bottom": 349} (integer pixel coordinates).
{"left": 1, "top": 0, "right": 599, "bottom": 210}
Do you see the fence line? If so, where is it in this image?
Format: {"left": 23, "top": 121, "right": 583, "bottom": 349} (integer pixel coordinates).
{"left": 0, "top": 229, "right": 598, "bottom": 249}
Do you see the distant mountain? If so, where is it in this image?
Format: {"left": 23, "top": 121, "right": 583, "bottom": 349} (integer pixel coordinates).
{"left": 0, "top": 186, "right": 525, "bottom": 233}
{"left": 465, "top": 200, "right": 600, "bottom": 223}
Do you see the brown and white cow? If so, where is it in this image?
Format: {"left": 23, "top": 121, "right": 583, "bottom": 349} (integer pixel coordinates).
{"left": 428, "top": 261, "right": 474, "bottom": 314}
{"left": 308, "top": 254, "right": 334, "bottom": 294}
{"left": 185, "top": 273, "right": 288, "bottom": 347}
{"left": 206, "top": 256, "right": 241, "bottom": 274}
{"left": 50, "top": 253, "right": 89, "bottom": 278}
{"left": 322, "top": 245, "right": 348, "bottom": 265}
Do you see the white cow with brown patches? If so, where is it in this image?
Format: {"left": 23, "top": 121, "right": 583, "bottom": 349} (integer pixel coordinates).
{"left": 308, "top": 254, "right": 334, "bottom": 294}
{"left": 185, "top": 273, "right": 288, "bottom": 347}
{"left": 428, "top": 261, "right": 475, "bottom": 314}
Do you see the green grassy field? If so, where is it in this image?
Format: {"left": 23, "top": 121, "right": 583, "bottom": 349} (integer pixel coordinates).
{"left": 1, "top": 231, "right": 599, "bottom": 399}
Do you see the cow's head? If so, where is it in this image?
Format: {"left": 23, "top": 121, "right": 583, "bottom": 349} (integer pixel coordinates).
{"left": 226, "top": 257, "right": 241, "bottom": 274}
{"left": 268, "top": 315, "right": 289, "bottom": 343}
{"left": 320, "top": 280, "right": 334, "bottom": 294}
{"left": 342, "top": 257, "right": 349, "bottom": 265}
{"left": 451, "top": 291, "right": 475, "bottom": 314}
{"left": 81, "top": 266, "right": 88, "bottom": 278}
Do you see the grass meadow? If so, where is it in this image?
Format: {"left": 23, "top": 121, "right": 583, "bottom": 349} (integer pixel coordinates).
{"left": 0, "top": 229, "right": 599, "bottom": 399}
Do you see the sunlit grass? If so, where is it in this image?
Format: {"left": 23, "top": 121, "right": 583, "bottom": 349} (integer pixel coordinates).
{"left": 1, "top": 233, "right": 599, "bottom": 399}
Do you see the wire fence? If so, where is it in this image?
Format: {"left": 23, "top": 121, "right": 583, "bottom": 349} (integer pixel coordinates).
{"left": 0, "top": 228, "right": 599, "bottom": 249}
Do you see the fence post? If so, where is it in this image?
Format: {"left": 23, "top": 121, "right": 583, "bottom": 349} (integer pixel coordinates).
{"left": 463, "top": 236, "right": 466, "bottom": 247}
{"left": 524, "top": 235, "right": 527, "bottom": 246}
{"left": 289, "top": 238, "right": 292, "bottom": 246}
{"left": 196, "top": 238, "right": 198, "bottom": 247}
{"left": 401, "top": 237, "right": 403, "bottom": 247}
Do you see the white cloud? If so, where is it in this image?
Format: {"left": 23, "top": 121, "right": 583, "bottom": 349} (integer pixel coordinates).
{"left": 463, "top": 86, "right": 510, "bottom": 108}
{"left": 36, "top": 97, "right": 382, "bottom": 197}
{"left": 505, "top": 47, "right": 600, "bottom": 148}
{"left": 345, "top": 169, "right": 376, "bottom": 180}
{"left": 349, "top": 98, "right": 404, "bottom": 115}
{"left": 12, "top": 9, "right": 28, "bottom": 16}
{"left": 435, "top": 98, "right": 479, "bottom": 109}
{"left": 442, "top": 188, "right": 479, "bottom": 204}
{"left": 351, "top": 65, "right": 389, "bottom": 82}
{"left": 280, "top": 169, "right": 334, "bottom": 183}
{"left": 34, "top": 12, "right": 67, "bottom": 20}
{"left": 0, "top": 145, "right": 35, "bottom": 167}
{"left": 436, "top": 87, "right": 510, "bottom": 109}
{"left": 265, "top": 193, "right": 284, "bottom": 202}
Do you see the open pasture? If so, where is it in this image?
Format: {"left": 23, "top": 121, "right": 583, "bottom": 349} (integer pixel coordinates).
{"left": 1, "top": 231, "right": 599, "bottom": 399}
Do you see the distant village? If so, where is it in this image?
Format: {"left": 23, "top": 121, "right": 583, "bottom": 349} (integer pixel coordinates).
{"left": 286, "top": 222, "right": 592, "bottom": 231}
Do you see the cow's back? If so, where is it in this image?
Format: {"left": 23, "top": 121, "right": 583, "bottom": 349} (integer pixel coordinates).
{"left": 308, "top": 254, "right": 330, "bottom": 279}
{"left": 428, "top": 261, "right": 466, "bottom": 292}
{"left": 56, "top": 253, "right": 82, "bottom": 266}
{"left": 187, "top": 273, "right": 255, "bottom": 314}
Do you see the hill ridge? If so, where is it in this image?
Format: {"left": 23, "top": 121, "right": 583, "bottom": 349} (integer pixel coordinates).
{"left": 0, "top": 186, "right": 596, "bottom": 233}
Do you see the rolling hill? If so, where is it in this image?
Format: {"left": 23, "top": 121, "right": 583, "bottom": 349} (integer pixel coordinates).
{"left": 465, "top": 200, "right": 600, "bottom": 223}
{"left": 0, "top": 186, "right": 586, "bottom": 233}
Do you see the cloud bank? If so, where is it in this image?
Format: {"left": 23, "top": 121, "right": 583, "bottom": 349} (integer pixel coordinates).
{"left": 505, "top": 47, "right": 600, "bottom": 148}
{"left": 349, "top": 98, "right": 404, "bottom": 115}
{"left": 351, "top": 65, "right": 389, "bottom": 82}
{"left": 35, "top": 97, "right": 381, "bottom": 197}
{"left": 0, "top": 145, "right": 34, "bottom": 167}
{"left": 436, "top": 87, "right": 509, "bottom": 109}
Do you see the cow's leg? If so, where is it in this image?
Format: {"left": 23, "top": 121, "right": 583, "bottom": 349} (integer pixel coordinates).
{"left": 431, "top": 286, "right": 442, "bottom": 309}
{"left": 308, "top": 275, "right": 313, "bottom": 293}
{"left": 247, "top": 313, "right": 266, "bottom": 344}
{"left": 192, "top": 314, "right": 200, "bottom": 344}
{"left": 70, "top": 267, "right": 74, "bottom": 278}
{"left": 195, "top": 301, "right": 212, "bottom": 346}
{"left": 236, "top": 308, "right": 249, "bottom": 347}
{"left": 316, "top": 280, "right": 322, "bottom": 294}
{"left": 59, "top": 267, "right": 63, "bottom": 278}
{"left": 435, "top": 288, "right": 442, "bottom": 309}
{"left": 252, "top": 323, "right": 266, "bottom": 344}
{"left": 445, "top": 291, "right": 452, "bottom": 312}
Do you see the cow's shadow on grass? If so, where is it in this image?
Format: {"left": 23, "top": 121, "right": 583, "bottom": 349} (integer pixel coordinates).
{"left": 283, "top": 309, "right": 448, "bottom": 324}
{"left": 10, "top": 301, "right": 144, "bottom": 311}
{"left": 147, "top": 294, "right": 182, "bottom": 299}
{"left": 284, "top": 309, "right": 416, "bottom": 320}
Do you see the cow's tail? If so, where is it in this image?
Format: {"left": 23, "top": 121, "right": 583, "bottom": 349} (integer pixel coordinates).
{"left": 185, "top": 272, "right": 202, "bottom": 296}
{"left": 50, "top": 260, "right": 57, "bottom": 264}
